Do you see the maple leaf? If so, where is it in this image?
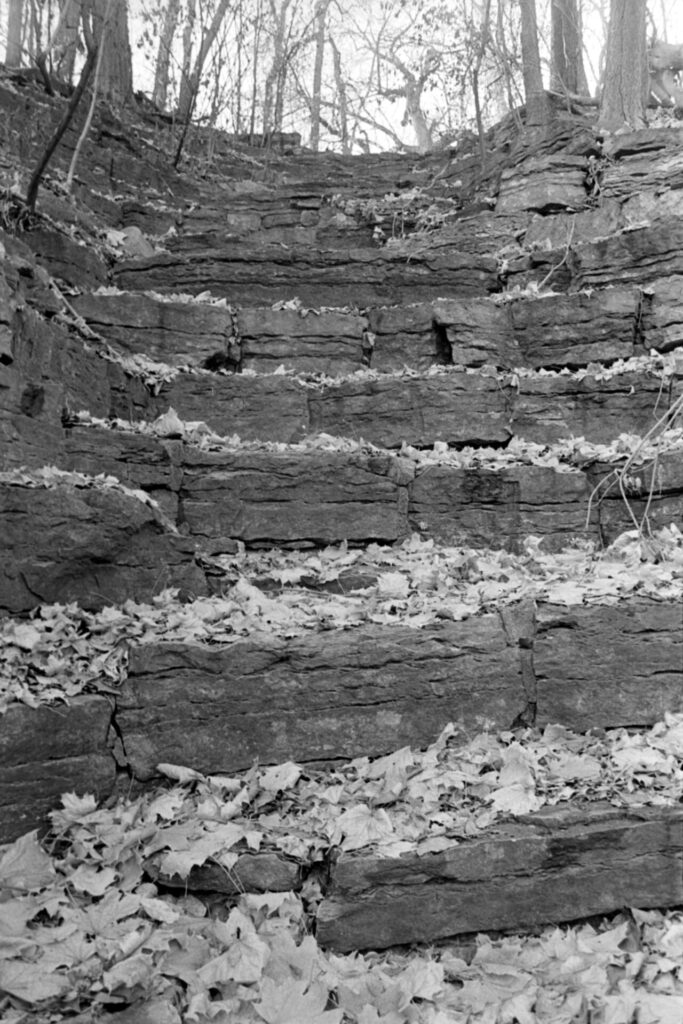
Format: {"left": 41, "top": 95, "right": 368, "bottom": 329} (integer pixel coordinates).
{"left": 0, "top": 831, "right": 56, "bottom": 891}
{"left": 198, "top": 909, "right": 269, "bottom": 986}
{"left": 0, "top": 960, "right": 72, "bottom": 1003}
{"left": 332, "top": 804, "right": 396, "bottom": 852}
{"left": 69, "top": 864, "right": 118, "bottom": 896}
{"left": 255, "top": 977, "right": 342, "bottom": 1024}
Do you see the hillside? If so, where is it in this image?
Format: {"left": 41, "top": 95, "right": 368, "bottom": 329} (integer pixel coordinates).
{"left": 0, "top": 72, "right": 682, "bottom": 1022}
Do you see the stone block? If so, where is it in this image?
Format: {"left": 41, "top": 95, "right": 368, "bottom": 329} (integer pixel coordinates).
{"left": 0, "top": 696, "right": 115, "bottom": 843}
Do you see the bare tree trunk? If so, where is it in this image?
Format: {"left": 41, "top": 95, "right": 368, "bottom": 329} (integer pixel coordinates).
{"left": 5, "top": 0, "right": 24, "bottom": 66}
{"left": 91, "top": 0, "right": 132, "bottom": 106}
{"left": 519, "top": 0, "right": 550, "bottom": 125}
{"left": 309, "top": 0, "right": 329, "bottom": 150}
{"left": 472, "top": 0, "right": 492, "bottom": 166}
{"left": 66, "top": 0, "right": 111, "bottom": 191}
{"left": 55, "top": 0, "right": 82, "bottom": 84}
{"left": 152, "top": 0, "right": 180, "bottom": 110}
{"left": 25, "top": 39, "right": 97, "bottom": 211}
{"left": 177, "top": 0, "right": 232, "bottom": 122}
{"left": 329, "top": 34, "right": 349, "bottom": 153}
{"left": 551, "top": 0, "right": 588, "bottom": 94}
{"left": 599, "top": 0, "right": 648, "bottom": 130}
{"left": 178, "top": 0, "right": 196, "bottom": 118}
{"left": 249, "top": 0, "right": 264, "bottom": 140}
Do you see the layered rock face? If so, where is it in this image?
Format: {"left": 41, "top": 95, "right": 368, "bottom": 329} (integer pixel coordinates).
{"left": 1, "top": 79, "right": 682, "bottom": 950}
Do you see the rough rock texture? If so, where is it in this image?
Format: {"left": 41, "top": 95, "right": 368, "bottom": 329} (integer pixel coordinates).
{"left": 366, "top": 304, "right": 446, "bottom": 373}
{"left": 307, "top": 373, "right": 512, "bottom": 448}
{"left": 496, "top": 154, "right": 589, "bottom": 215}
{"left": 238, "top": 307, "right": 367, "bottom": 374}
{"left": 146, "top": 852, "right": 300, "bottom": 895}
{"left": 568, "top": 220, "right": 683, "bottom": 290}
{"left": 63, "top": 426, "right": 183, "bottom": 520}
{"left": 72, "top": 292, "right": 235, "bottom": 367}
{"left": 113, "top": 245, "right": 499, "bottom": 307}
{"left": 156, "top": 373, "right": 310, "bottom": 443}
{"left": 409, "top": 464, "right": 593, "bottom": 550}
{"left": 149, "top": 366, "right": 679, "bottom": 449}
{"left": 23, "top": 226, "right": 108, "bottom": 289}
{"left": 510, "top": 370, "right": 678, "bottom": 444}
{"left": 535, "top": 601, "right": 683, "bottom": 729}
{"left": 179, "top": 448, "right": 414, "bottom": 548}
{"left": 0, "top": 481, "right": 206, "bottom": 613}
{"left": 587, "top": 451, "right": 683, "bottom": 545}
{"left": 117, "top": 616, "right": 525, "bottom": 780}
{"left": 433, "top": 298, "right": 520, "bottom": 368}
{"left": 0, "top": 697, "right": 115, "bottom": 843}
{"left": 508, "top": 288, "right": 639, "bottom": 368}
{"left": 0, "top": 253, "right": 148, "bottom": 470}
{"left": 316, "top": 805, "right": 683, "bottom": 951}
{"left": 640, "top": 276, "right": 683, "bottom": 353}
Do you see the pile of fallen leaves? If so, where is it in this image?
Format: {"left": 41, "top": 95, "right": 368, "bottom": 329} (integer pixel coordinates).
{"left": 2, "top": 527, "right": 682, "bottom": 714}
{"left": 1, "top": 714, "right": 683, "bottom": 1022}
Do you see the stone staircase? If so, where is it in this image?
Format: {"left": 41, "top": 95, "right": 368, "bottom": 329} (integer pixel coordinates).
{"left": 1, "top": 77, "right": 682, "bottom": 953}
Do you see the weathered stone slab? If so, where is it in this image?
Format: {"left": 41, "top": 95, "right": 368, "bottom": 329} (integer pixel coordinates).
{"left": 522, "top": 202, "right": 623, "bottom": 251}
{"left": 117, "top": 616, "right": 525, "bottom": 780}
{"left": 316, "top": 805, "right": 683, "bottom": 951}
{"left": 366, "top": 304, "right": 443, "bottom": 373}
{"left": 63, "top": 425, "right": 182, "bottom": 520}
{"left": 147, "top": 851, "right": 300, "bottom": 895}
{"left": 433, "top": 298, "right": 521, "bottom": 368}
{"left": 569, "top": 220, "right": 683, "bottom": 290}
{"left": 535, "top": 600, "right": 683, "bottom": 730}
{"left": 641, "top": 275, "right": 683, "bottom": 352}
{"left": 587, "top": 450, "right": 683, "bottom": 544}
{"left": 179, "top": 448, "right": 414, "bottom": 549}
{"left": 409, "top": 464, "right": 593, "bottom": 550}
{"left": 511, "top": 370, "right": 676, "bottom": 444}
{"left": 308, "top": 373, "right": 512, "bottom": 448}
{"left": 508, "top": 288, "right": 638, "bottom": 368}
{"left": 23, "top": 225, "right": 107, "bottom": 289}
{"left": 238, "top": 307, "right": 366, "bottom": 374}
{"left": 156, "top": 373, "right": 310, "bottom": 443}
{"left": 72, "top": 292, "right": 234, "bottom": 367}
{"left": 496, "top": 154, "right": 588, "bottom": 215}
{"left": 1, "top": 301, "right": 149, "bottom": 470}
{"left": 0, "top": 696, "right": 115, "bottom": 843}
{"left": 113, "top": 245, "right": 499, "bottom": 307}
{"left": 600, "top": 128, "right": 683, "bottom": 201}
{"left": 0, "top": 481, "right": 206, "bottom": 613}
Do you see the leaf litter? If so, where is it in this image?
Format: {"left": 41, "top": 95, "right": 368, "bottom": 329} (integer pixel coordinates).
{"left": 2, "top": 525, "right": 682, "bottom": 714}
{"left": 1, "top": 714, "right": 683, "bottom": 1022}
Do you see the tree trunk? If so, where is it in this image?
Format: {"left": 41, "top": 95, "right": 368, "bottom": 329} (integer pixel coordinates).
{"left": 519, "top": 0, "right": 550, "bottom": 126}
{"left": 5, "top": 0, "right": 24, "bottom": 66}
{"left": 309, "top": 0, "right": 329, "bottom": 151}
{"left": 26, "top": 39, "right": 97, "bottom": 211}
{"left": 550, "top": 0, "right": 588, "bottom": 94}
{"left": 599, "top": 0, "right": 648, "bottom": 130}
{"left": 91, "top": 0, "right": 132, "bottom": 106}
{"left": 54, "top": 0, "right": 82, "bottom": 85}
{"left": 152, "top": 0, "right": 180, "bottom": 111}
{"left": 177, "top": 0, "right": 232, "bottom": 123}
{"left": 329, "top": 35, "right": 349, "bottom": 154}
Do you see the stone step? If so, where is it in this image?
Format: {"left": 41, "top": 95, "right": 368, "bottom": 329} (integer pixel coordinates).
{"left": 1, "top": 592, "right": 681, "bottom": 840}
{"left": 148, "top": 362, "right": 680, "bottom": 449}
{"left": 60, "top": 424, "right": 683, "bottom": 552}
{"left": 316, "top": 804, "right": 683, "bottom": 951}
{"left": 0, "top": 472, "right": 207, "bottom": 614}
{"left": 112, "top": 245, "right": 500, "bottom": 307}
{"left": 71, "top": 285, "right": 683, "bottom": 382}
